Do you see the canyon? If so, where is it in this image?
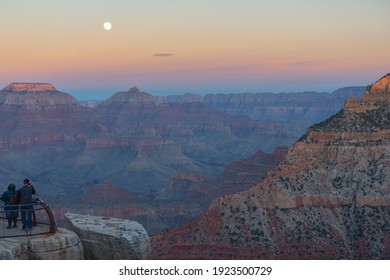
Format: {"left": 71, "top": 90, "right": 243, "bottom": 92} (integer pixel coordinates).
{"left": 0, "top": 82, "right": 365, "bottom": 235}
{"left": 151, "top": 74, "right": 390, "bottom": 259}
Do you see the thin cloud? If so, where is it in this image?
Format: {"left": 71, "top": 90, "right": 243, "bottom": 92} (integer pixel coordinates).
{"left": 152, "top": 53, "right": 175, "bottom": 57}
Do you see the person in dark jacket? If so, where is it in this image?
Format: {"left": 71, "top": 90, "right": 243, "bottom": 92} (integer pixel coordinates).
{"left": 1, "top": 183, "right": 19, "bottom": 228}
{"left": 18, "top": 178, "right": 36, "bottom": 232}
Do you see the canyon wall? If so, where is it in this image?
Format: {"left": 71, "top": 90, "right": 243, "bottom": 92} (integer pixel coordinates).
{"left": 151, "top": 75, "right": 390, "bottom": 259}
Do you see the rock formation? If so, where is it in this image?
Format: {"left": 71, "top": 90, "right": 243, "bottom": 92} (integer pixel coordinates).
{"left": 1, "top": 212, "right": 151, "bottom": 260}
{"left": 0, "top": 82, "right": 78, "bottom": 109}
{"left": 1, "top": 82, "right": 59, "bottom": 93}
{"left": 63, "top": 213, "right": 151, "bottom": 260}
{"left": 151, "top": 74, "right": 390, "bottom": 259}
{"left": 0, "top": 228, "right": 83, "bottom": 260}
{"left": 345, "top": 74, "right": 390, "bottom": 113}
{"left": 99, "top": 86, "right": 157, "bottom": 106}
{"left": 364, "top": 74, "right": 390, "bottom": 99}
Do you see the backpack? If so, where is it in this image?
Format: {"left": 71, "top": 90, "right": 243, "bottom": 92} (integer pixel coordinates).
{"left": 10, "top": 192, "right": 20, "bottom": 205}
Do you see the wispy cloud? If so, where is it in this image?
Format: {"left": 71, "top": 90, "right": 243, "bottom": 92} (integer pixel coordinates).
{"left": 152, "top": 53, "right": 175, "bottom": 57}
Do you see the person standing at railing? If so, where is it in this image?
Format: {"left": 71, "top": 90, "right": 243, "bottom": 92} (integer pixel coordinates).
{"left": 1, "top": 183, "right": 19, "bottom": 229}
{"left": 18, "top": 178, "right": 36, "bottom": 233}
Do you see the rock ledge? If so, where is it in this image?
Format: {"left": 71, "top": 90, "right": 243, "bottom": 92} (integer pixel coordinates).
{"left": 0, "top": 228, "right": 84, "bottom": 260}
{"left": 63, "top": 213, "right": 151, "bottom": 260}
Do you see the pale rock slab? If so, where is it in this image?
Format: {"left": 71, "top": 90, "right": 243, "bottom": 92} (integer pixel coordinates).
{"left": 0, "top": 228, "right": 84, "bottom": 260}
{"left": 63, "top": 213, "right": 151, "bottom": 260}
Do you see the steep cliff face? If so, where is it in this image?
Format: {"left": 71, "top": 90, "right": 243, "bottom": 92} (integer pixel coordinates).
{"left": 151, "top": 74, "right": 390, "bottom": 259}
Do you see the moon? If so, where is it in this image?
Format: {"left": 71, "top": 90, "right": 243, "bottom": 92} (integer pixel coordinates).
{"left": 103, "top": 22, "right": 112, "bottom": 31}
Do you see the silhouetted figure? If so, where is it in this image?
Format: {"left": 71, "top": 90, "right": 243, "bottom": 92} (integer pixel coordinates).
{"left": 18, "top": 178, "right": 36, "bottom": 233}
{"left": 1, "top": 183, "right": 19, "bottom": 228}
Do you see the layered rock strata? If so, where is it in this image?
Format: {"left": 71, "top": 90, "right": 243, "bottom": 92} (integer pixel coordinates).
{"left": 1, "top": 83, "right": 59, "bottom": 93}
{"left": 158, "top": 87, "right": 366, "bottom": 144}
{"left": 151, "top": 74, "right": 390, "bottom": 259}
{"left": 0, "top": 82, "right": 77, "bottom": 109}
{"left": 0, "top": 83, "right": 281, "bottom": 197}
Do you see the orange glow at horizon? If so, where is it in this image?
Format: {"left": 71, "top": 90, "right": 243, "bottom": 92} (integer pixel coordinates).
{"left": 1, "top": 0, "right": 389, "bottom": 97}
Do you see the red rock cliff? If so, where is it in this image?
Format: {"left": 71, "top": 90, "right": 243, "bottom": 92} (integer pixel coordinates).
{"left": 1, "top": 82, "right": 59, "bottom": 93}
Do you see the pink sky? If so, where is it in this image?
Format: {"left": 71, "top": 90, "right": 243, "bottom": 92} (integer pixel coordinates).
{"left": 1, "top": 0, "right": 389, "bottom": 99}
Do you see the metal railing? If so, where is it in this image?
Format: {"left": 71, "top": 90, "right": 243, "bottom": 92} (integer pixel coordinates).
{"left": 0, "top": 201, "right": 57, "bottom": 238}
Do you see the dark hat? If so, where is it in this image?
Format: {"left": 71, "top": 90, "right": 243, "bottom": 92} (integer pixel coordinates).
{"left": 7, "top": 183, "right": 16, "bottom": 191}
{"left": 23, "top": 178, "right": 30, "bottom": 184}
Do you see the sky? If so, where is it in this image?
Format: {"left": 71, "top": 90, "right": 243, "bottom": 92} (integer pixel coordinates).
{"left": 0, "top": 0, "right": 389, "bottom": 100}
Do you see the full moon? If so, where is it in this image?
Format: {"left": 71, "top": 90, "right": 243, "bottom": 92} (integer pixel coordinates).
{"left": 103, "top": 22, "right": 112, "bottom": 31}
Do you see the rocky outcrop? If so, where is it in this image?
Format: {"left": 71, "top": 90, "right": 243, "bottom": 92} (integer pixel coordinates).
{"left": 0, "top": 82, "right": 78, "bottom": 109}
{"left": 0, "top": 228, "right": 83, "bottom": 260}
{"left": 345, "top": 74, "right": 390, "bottom": 113}
{"left": 99, "top": 86, "right": 157, "bottom": 106}
{"left": 63, "top": 213, "right": 151, "bottom": 260}
{"left": 1, "top": 83, "right": 59, "bottom": 93}
{"left": 364, "top": 74, "right": 390, "bottom": 100}
{"left": 151, "top": 74, "right": 390, "bottom": 259}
